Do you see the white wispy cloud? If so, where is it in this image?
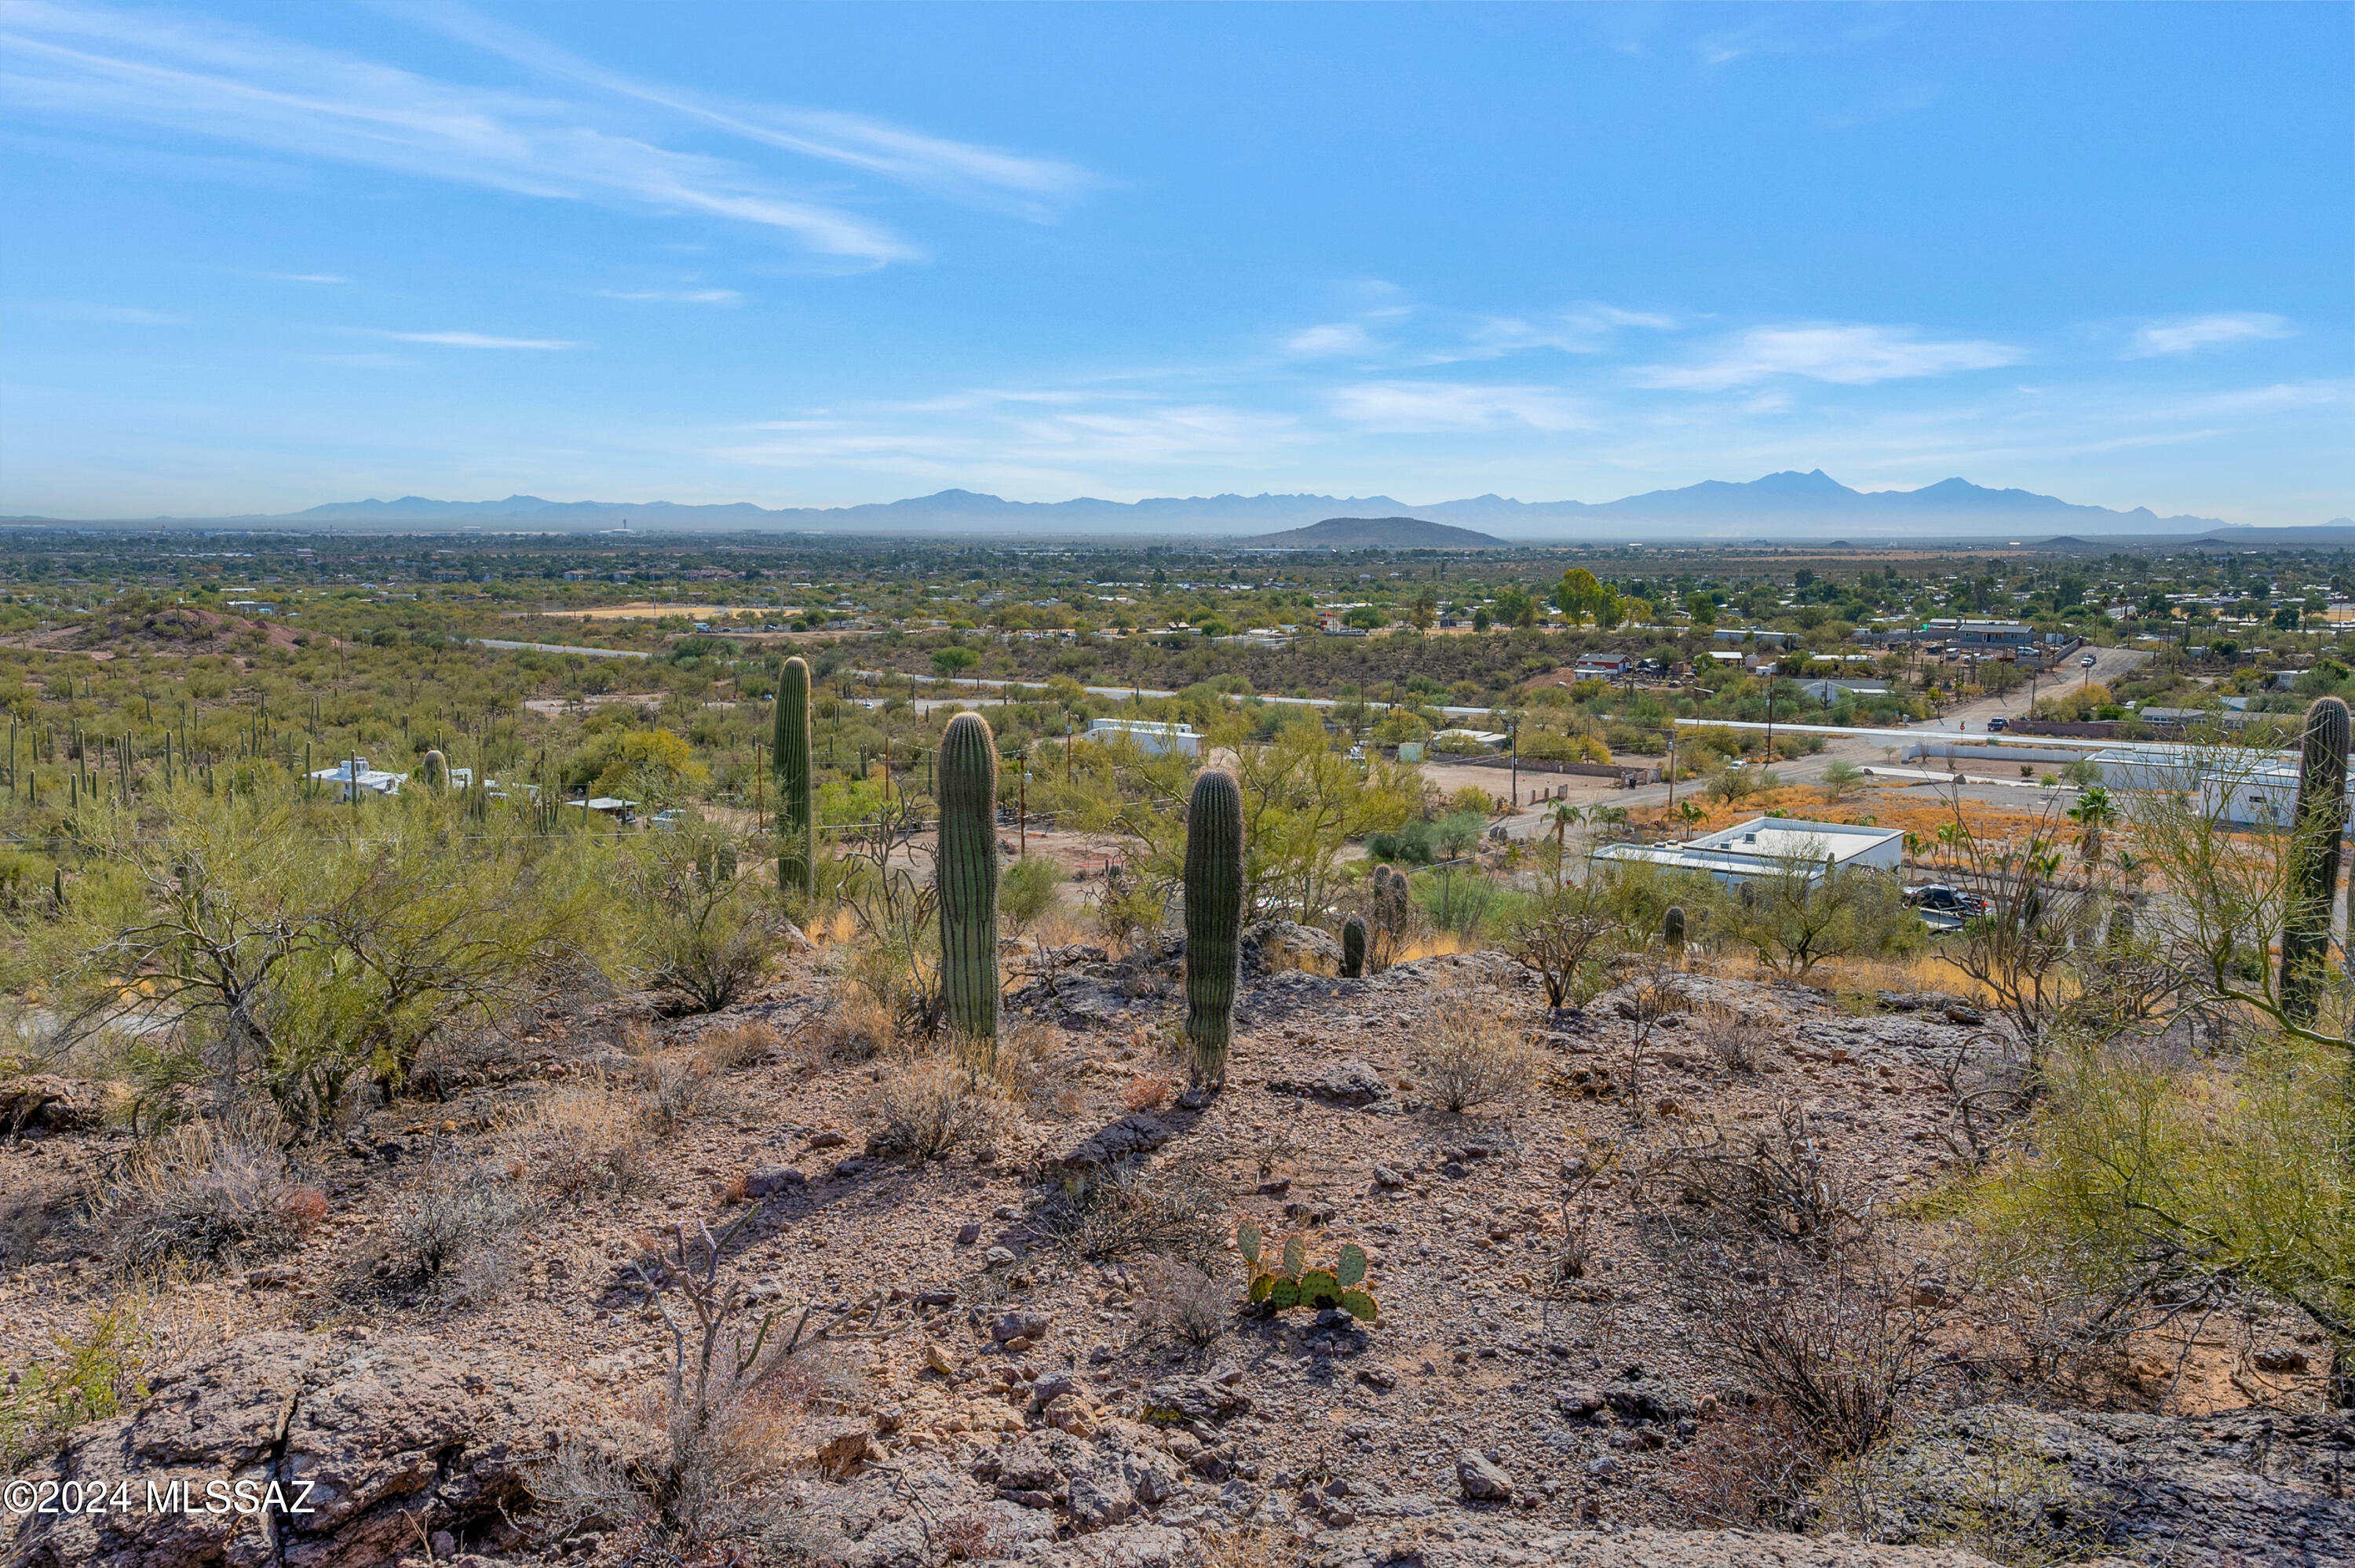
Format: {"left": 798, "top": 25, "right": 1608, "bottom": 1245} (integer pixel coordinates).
{"left": 1470, "top": 306, "right": 1678, "bottom": 356}
{"left": 0, "top": 0, "right": 1016, "bottom": 261}
{"left": 1331, "top": 381, "right": 1589, "bottom": 432}
{"left": 377, "top": 330, "right": 578, "bottom": 349}
{"left": 2123, "top": 312, "right": 2292, "bottom": 359}
{"left": 414, "top": 2, "right": 1095, "bottom": 221}
{"left": 1284, "top": 323, "right": 1376, "bottom": 357}
{"left": 1634, "top": 323, "right": 2022, "bottom": 391}
{"left": 597, "top": 288, "right": 743, "bottom": 306}
{"left": 266, "top": 272, "right": 347, "bottom": 285}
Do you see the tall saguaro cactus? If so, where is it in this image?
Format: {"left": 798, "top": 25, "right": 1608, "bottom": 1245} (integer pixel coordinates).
{"left": 937, "top": 712, "right": 1001, "bottom": 1043}
{"left": 418, "top": 749, "right": 447, "bottom": 791}
{"left": 774, "top": 657, "right": 814, "bottom": 897}
{"left": 1183, "top": 768, "right": 1245, "bottom": 1088}
{"left": 2280, "top": 695, "right": 2350, "bottom": 1025}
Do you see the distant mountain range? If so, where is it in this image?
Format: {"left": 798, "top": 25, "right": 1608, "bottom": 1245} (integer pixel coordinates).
{"left": 8, "top": 471, "right": 2262, "bottom": 540}
{"left": 1241, "top": 516, "right": 1504, "bottom": 550}
{"left": 261, "top": 471, "right": 2231, "bottom": 539}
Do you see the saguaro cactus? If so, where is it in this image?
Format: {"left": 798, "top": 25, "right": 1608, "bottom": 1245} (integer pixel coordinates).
{"left": 2280, "top": 695, "right": 2350, "bottom": 1024}
{"left": 937, "top": 712, "right": 1001, "bottom": 1043}
{"left": 418, "top": 749, "right": 447, "bottom": 791}
{"left": 1183, "top": 768, "right": 1245, "bottom": 1088}
{"left": 774, "top": 656, "right": 813, "bottom": 897}
{"left": 1663, "top": 904, "right": 1686, "bottom": 952}
{"left": 1340, "top": 913, "right": 1368, "bottom": 979}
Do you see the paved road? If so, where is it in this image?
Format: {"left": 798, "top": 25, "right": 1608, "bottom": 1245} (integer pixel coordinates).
{"left": 1487, "top": 644, "right": 2151, "bottom": 843}
{"left": 473, "top": 637, "right": 649, "bottom": 660}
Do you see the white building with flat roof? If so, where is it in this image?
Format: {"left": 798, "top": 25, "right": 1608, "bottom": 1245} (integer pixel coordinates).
{"left": 309, "top": 757, "right": 406, "bottom": 800}
{"left": 1081, "top": 717, "right": 1201, "bottom": 757}
{"left": 1594, "top": 816, "right": 1905, "bottom": 889}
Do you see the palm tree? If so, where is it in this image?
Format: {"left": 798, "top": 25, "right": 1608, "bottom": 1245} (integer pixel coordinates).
{"left": 1548, "top": 800, "right": 1586, "bottom": 887}
{"left": 2066, "top": 786, "right": 2119, "bottom": 870}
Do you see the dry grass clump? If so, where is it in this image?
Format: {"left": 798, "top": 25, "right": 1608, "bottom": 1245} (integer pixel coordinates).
{"left": 694, "top": 1019, "right": 778, "bottom": 1070}
{"left": 863, "top": 1050, "right": 1010, "bottom": 1161}
{"left": 1121, "top": 1071, "right": 1176, "bottom": 1113}
{"left": 1414, "top": 994, "right": 1540, "bottom": 1113}
{"left": 505, "top": 1081, "right": 655, "bottom": 1202}
{"left": 1642, "top": 1103, "right": 1875, "bottom": 1256}
{"left": 796, "top": 990, "right": 896, "bottom": 1070}
{"left": 1692, "top": 1000, "right": 1776, "bottom": 1073}
{"left": 641, "top": 1050, "right": 732, "bottom": 1132}
{"left": 92, "top": 1105, "right": 324, "bottom": 1275}
{"left": 1132, "top": 1257, "right": 1229, "bottom": 1351}
{"left": 1039, "top": 1152, "right": 1225, "bottom": 1264}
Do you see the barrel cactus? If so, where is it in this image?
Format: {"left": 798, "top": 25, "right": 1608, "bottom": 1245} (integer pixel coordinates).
{"left": 1182, "top": 768, "right": 1245, "bottom": 1088}
{"left": 774, "top": 656, "right": 814, "bottom": 897}
{"left": 1663, "top": 904, "right": 1686, "bottom": 951}
{"left": 937, "top": 712, "right": 1001, "bottom": 1044}
{"left": 2280, "top": 695, "right": 2350, "bottom": 1023}
{"left": 418, "top": 749, "right": 447, "bottom": 791}
{"left": 1340, "top": 913, "right": 1368, "bottom": 979}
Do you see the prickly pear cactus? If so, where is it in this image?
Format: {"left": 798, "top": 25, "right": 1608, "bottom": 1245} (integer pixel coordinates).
{"left": 937, "top": 712, "right": 1002, "bottom": 1043}
{"left": 1340, "top": 913, "right": 1367, "bottom": 979}
{"left": 1182, "top": 768, "right": 1245, "bottom": 1088}
{"left": 1240, "top": 1229, "right": 1382, "bottom": 1326}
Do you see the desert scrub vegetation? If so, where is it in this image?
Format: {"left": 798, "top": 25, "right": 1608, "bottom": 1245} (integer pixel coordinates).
{"left": 1413, "top": 990, "right": 1539, "bottom": 1112}
{"left": 378, "top": 1158, "right": 533, "bottom": 1307}
{"left": 503, "top": 1081, "right": 655, "bottom": 1202}
{"left": 0, "top": 1303, "right": 152, "bottom": 1471}
{"left": 89, "top": 1104, "right": 325, "bottom": 1274}
{"left": 1038, "top": 1150, "right": 1226, "bottom": 1264}
{"left": 861, "top": 1045, "right": 1013, "bottom": 1161}
{"left": 16, "top": 789, "right": 621, "bottom": 1132}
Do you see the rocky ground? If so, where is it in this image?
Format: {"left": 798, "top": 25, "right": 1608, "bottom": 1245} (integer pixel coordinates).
{"left": 2, "top": 929, "right": 2350, "bottom": 1566}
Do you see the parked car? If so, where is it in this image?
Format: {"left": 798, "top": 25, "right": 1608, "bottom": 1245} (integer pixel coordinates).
{"left": 1904, "top": 884, "right": 1988, "bottom": 917}
{"left": 1986, "top": 716, "right": 2008, "bottom": 731}
{"left": 2081, "top": 653, "right": 2098, "bottom": 667}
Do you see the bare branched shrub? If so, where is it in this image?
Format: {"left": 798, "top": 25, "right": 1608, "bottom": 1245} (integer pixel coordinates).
{"left": 863, "top": 1052, "right": 1007, "bottom": 1161}
{"left": 1665, "top": 1398, "right": 1813, "bottom": 1530}
{"left": 506, "top": 1082, "right": 653, "bottom": 1202}
{"left": 93, "top": 1105, "right": 323, "bottom": 1275}
{"left": 1686, "top": 1246, "right": 1944, "bottom": 1462}
{"left": 1642, "top": 1104, "right": 1874, "bottom": 1256}
{"left": 1133, "top": 1258, "right": 1229, "bottom": 1351}
{"left": 1037, "top": 1153, "right": 1225, "bottom": 1264}
{"left": 1415, "top": 996, "right": 1539, "bottom": 1113}
{"left": 537, "top": 1211, "right": 842, "bottom": 1550}
{"left": 1693, "top": 1000, "right": 1775, "bottom": 1074}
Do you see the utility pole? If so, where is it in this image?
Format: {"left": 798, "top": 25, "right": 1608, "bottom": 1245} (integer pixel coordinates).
{"left": 1509, "top": 720, "right": 1519, "bottom": 808}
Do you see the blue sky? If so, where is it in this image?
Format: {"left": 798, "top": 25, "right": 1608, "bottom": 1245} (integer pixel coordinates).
{"left": 2, "top": 1, "right": 2348, "bottom": 522}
